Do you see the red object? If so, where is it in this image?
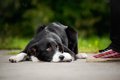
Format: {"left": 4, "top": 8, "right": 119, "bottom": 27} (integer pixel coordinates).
{"left": 93, "top": 49, "right": 120, "bottom": 58}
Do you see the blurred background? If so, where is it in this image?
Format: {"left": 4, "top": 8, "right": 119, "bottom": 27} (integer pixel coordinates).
{"left": 0, "top": 0, "right": 111, "bottom": 53}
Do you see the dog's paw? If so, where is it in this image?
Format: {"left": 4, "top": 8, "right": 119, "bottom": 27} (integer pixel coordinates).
{"left": 31, "top": 56, "right": 39, "bottom": 62}
{"left": 76, "top": 53, "right": 88, "bottom": 59}
{"left": 9, "top": 56, "right": 20, "bottom": 63}
{"left": 9, "top": 52, "right": 27, "bottom": 63}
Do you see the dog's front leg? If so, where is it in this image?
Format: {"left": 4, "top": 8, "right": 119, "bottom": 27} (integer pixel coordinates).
{"left": 63, "top": 46, "right": 76, "bottom": 60}
{"left": 9, "top": 52, "right": 27, "bottom": 63}
{"left": 30, "top": 56, "right": 39, "bottom": 62}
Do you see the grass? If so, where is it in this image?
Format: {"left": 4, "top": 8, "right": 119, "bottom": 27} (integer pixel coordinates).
{"left": 0, "top": 36, "right": 111, "bottom": 54}
{"left": 78, "top": 36, "right": 111, "bottom": 53}
{"left": 0, "top": 37, "right": 29, "bottom": 50}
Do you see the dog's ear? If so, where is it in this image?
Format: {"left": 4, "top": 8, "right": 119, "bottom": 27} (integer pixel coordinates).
{"left": 65, "top": 26, "right": 78, "bottom": 54}
{"left": 57, "top": 42, "right": 64, "bottom": 53}
{"left": 46, "top": 43, "right": 52, "bottom": 52}
{"left": 36, "top": 25, "right": 46, "bottom": 34}
{"left": 28, "top": 44, "right": 37, "bottom": 55}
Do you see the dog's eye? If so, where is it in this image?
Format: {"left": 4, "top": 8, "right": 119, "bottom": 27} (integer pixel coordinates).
{"left": 46, "top": 47, "right": 52, "bottom": 52}
{"left": 56, "top": 45, "right": 57, "bottom": 48}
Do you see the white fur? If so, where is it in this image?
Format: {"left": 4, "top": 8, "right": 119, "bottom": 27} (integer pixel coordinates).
{"left": 31, "top": 56, "right": 39, "bottom": 62}
{"left": 62, "top": 52, "right": 73, "bottom": 61}
{"left": 52, "top": 50, "right": 62, "bottom": 62}
{"left": 9, "top": 52, "right": 27, "bottom": 62}
{"left": 52, "top": 49, "right": 73, "bottom": 62}
{"left": 76, "top": 53, "right": 88, "bottom": 59}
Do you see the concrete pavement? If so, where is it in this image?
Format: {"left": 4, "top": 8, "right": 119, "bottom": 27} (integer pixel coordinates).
{"left": 0, "top": 50, "right": 120, "bottom": 80}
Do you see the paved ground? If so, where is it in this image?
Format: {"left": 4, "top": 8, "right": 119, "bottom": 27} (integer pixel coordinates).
{"left": 0, "top": 50, "right": 120, "bottom": 80}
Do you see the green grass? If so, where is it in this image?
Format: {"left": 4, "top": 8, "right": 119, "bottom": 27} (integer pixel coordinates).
{"left": 0, "top": 37, "right": 29, "bottom": 50}
{"left": 78, "top": 36, "right": 111, "bottom": 53}
{"left": 0, "top": 36, "right": 111, "bottom": 54}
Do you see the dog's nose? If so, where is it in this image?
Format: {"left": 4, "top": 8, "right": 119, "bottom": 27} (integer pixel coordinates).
{"left": 59, "top": 55, "right": 64, "bottom": 60}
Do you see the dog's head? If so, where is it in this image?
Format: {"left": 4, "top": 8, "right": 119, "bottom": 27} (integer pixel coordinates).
{"left": 28, "top": 38, "right": 73, "bottom": 62}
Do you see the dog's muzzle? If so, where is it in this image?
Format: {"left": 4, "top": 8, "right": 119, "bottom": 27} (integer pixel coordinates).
{"left": 51, "top": 51, "right": 74, "bottom": 62}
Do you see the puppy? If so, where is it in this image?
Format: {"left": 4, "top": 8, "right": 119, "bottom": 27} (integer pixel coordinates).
{"left": 9, "top": 22, "right": 78, "bottom": 63}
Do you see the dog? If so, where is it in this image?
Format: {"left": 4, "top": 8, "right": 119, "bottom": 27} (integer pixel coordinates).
{"left": 9, "top": 22, "right": 78, "bottom": 63}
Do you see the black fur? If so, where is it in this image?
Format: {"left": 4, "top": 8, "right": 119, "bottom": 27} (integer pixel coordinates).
{"left": 22, "top": 22, "right": 78, "bottom": 62}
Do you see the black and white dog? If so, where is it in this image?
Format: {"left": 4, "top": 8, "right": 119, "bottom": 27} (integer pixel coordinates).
{"left": 9, "top": 22, "right": 78, "bottom": 63}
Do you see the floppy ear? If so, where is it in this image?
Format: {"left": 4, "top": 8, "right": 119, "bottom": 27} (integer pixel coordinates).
{"left": 57, "top": 42, "right": 64, "bottom": 53}
{"left": 46, "top": 43, "right": 52, "bottom": 52}
{"left": 28, "top": 44, "right": 37, "bottom": 55}
{"left": 65, "top": 27, "right": 78, "bottom": 55}
{"left": 36, "top": 25, "right": 46, "bottom": 34}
